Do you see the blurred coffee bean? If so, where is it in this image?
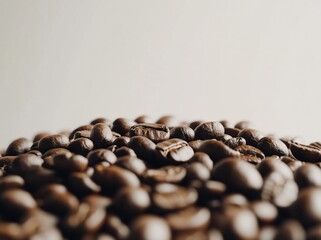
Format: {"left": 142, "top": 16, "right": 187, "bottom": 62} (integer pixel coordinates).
{"left": 67, "top": 172, "right": 101, "bottom": 197}
{"left": 114, "top": 146, "right": 137, "bottom": 158}
{"left": 5, "top": 137, "right": 33, "bottom": 156}
{"left": 274, "top": 220, "right": 306, "bottom": 240}
{"left": 90, "top": 123, "right": 113, "bottom": 148}
{"left": 194, "top": 122, "right": 225, "bottom": 140}
{"left": 53, "top": 152, "right": 88, "bottom": 173}
{"left": 69, "top": 125, "right": 93, "bottom": 140}
{"left": 135, "top": 115, "right": 153, "bottom": 124}
{"left": 185, "top": 162, "right": 210, "bottom": 182}
{"left": 188, "top": 152, "right": 213, "bottom": 170}
{"left": 249, "top": 200, "right": 278, "bottom": 224}
{"left": 197, "top": 181, "right": 227, "bottom": 201}
{"left": 113, "top": 136, "right": 130, "bottom": 147}
{"left": 33, "top": 132, "right": 50, "bottom": 142}
{"left": 143, "top": 166, "right": 186, "bottom": 184}
{"left": 235, "top": 145, "right": 265, "bottom": 159}
{"left": 188, "top": 140, "right": 203, "bottom": 152}
{"left": 87, "top": 149, "right": 117, "bottom": 166}
{"left": 170, "top": 126, "right": 195, "bottom": 142}
{"left": 82, "top": 194, "right": 112, "bottom": 209}
{"left": 235, "top": 121, "right": 252, "bottom": 130}
{"left": 0, "top": 175, "right": 24, "bottom": 192}
{"left": 11, "top": 153, "right": 43, "bottom": 176}
{"left": 103, "top": 214, "right": 130, "bottom": 240}
{"left": 189, "top": 120, "right": 205, "bottom": 130}
{"left": 237, "top": 129, "right": 263, "bottom": 147}
{"left": 290, "top": 142, "right": 321, "bottom": 162}
{"left": 219, "top": 120, "right": 232, "bottom": 128}
{"left": 68, "top": 138, "right": 94, "bottom": 156}
{"left": 38, "top": 134, "right": 69, "bottom": 153}
{"left": 257, "top": 158, "right": 293, "bottom": 180}
{"left": 130, "top": 123, "right": 170, "bottom": 142}
{"left": 24, "top": 167, "right": 61, "bottom": 191}
{"left": 90, "top": 117, "right": 111, "bottom": 126}
{"left": 225, "top": 137, "right": 246, "bottom": 149}
{"left": 156, "top": 115, "right": 179, "bottom": 127}
{"left": 112, "top": 118, "right": 136, "bottom": 136}
{"left": 257, "top": 226, "right": 277, "bottom": 240}
{"left": 294, "top": 164, "right": 321, "bottom": 189}
{"left": 221, "top": 194, "right": 249, "bottom": 207}
{"left": 115, "top": 156, "right": 146, "bottom": 176}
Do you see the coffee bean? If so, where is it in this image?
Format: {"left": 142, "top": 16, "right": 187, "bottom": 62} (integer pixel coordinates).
{"left": 67, "top": 172, "right": 101, "bottom": 197}
{"left": 74, "top": 130, "right": 92, "bottom": 139}
{"left": 130, "top": 123, "right": 170, "bottom": 142}
{"left": 307, "top": 225, "right": 321, "bottom": 240}
{"left": 83, "top": 194, "right": 112, "bottom": 209}
{"left": 257, "top": 158, "right": 293, "bottom": 180}
{"left": 194, "top": 122, "right": 225, "bottom": 140}
{"left": 0, "top": 156, "right": 15, "bottom": 167}
{"left": 113, "top": 136, "right": 130, "bottom": 147}
{"left": 220, "top": 120, "right": 232, "bottom": 128}
{"left": 127, "top": 136, "right": 156, "bottom": 162}
{"left": 156, "top": 115, "right": 179, "bottom": 127}
{"left": 207, "top": 229, "right": 224, "bottom": 240}
{"left": 295, "top": 164, "right": 321, "bottom": 189}
{"left": 257, "top": 226, "right": 277, "bottom": 240}
{"left": 225, "top": 137, "right": 246, "bottom": 149}
{"left": 87, "top": 149, "right": 117, "bottom": 166}
{"left": 189, "top": 120, "right": 205, "bottom": 130}
{"left": 90, "top": 123, "right": 113, "bottom": 148}
{"left": 112, "top": 118, "right": 136, "bottom": 136}
{"left": 310, "top": 142, "right": 321, "bottom": 149}
{"left": 38, "top": 134, "right": 69, "bottom": 153}
{"left": 188, "top": 140, "right": 204, "bottom": 152}
{"left": 235, "top": 121, "right": 252, "bottom": 130}
{"left": 197, "top": 181, "right": 227, "bottom": 201}
{"left": 33, "top": 132, "right": 50, "bottom": 142}
{"left": 42, "top": 148, "right": 70, "bottom": 169}
{"left": 102, "top": 214, "right": 130, "bottom": 240}
{"left": 198, "top": 139, "right": 240, "bottom": 162}
{"left": 5, "top": 137, "right": 33, "bottom": 156}
{"left": 90, "top": 117, "right": 111, "bottom": 126}
{"left": 69, "top": 125, "right": 93, "bottom": 140}
{"left": 170, "top": 126, "right": 195, "bottom": 142}
{"left": 0, "top": 175, "right": 24, "bottom": 192}
{"left": 274, "top": 220, "right": 306, "bottom": 240}
{"left": 135, "top": 115, "right": 153, "bottom": 124}
{"left": 235, "top": 144, "right": 265, "bottom": 159}
{"left": 114, "top": 156, "right": 146, "bottom": 176}
{"left": 114, "top": 146, "right": 137, "bottom": 158}
{"left": 155, "top": 138, "right": 194, "bottom": 164}
{"left": 280, "top": 156, "right": 303, "bottom": 171}
{"left": 221, "top": 194, "right": 249, "bottom": 207}
{"left": 185, "top": 162, "right": 210, "bottom": 182}
{"left": 257, "top": 137, "right": 289, "bottom": 156}
{"left": 68, "top": 138, "right": 94, "bottom": 156}
{"left": 237, "top": 129, "right": 263, "bottom": 147}
{"left": 11, "top": 153, "right": 43, "bottom": 176}
{"left": 290, "top": 142, "right": 321, "bottom": 162}
{"left": 24, "top": 167, "right": 61, "bottom": 191}
{"left": 152, "top": 183, "right": 198, "bottom": 212}
{"left": 165, "top": 207, "right": 210, "bottom": 233}
{"left": 249, "top": 200, "right": 278, "bottom": 224}
{"left": 143, "top": 166, "right": 186, "bottom": 184}
{"left": 189, "top": 152, "right": 213, "bottom": 171}
{"left": 129, "top": 215, "right": 171, "bottom": 240}
{"left": 212, "top": 157, "right": 263, "bottom": 193}
{"left": 53, "top": 152, "right": 88, "bottom": 173}
{"left": 224, "top": 127, "right": 241, "bottom": 137}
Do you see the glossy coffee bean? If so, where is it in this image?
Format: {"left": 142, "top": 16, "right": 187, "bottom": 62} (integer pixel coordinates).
{"left": 42, "top": 148, "right": 70, "bottom": 169}
{"left": 68, "top": 137, "right": 94, "bottom": 156}
{"left": 212, "top": 157, "right": 263, "bottom": 193}
{"left": 115, "top": 156, "right": 146, "bottom": 176}
{"left": 257, "top": 137, "right": 289, "bottom": 157}
{"left": 127, "top": 136, "right": 156, "bottom": 162}
{"left": 130, "top": 123, "right": 170, "bottom": 142}
{"left": 129, "top": 215, "right": 171, "bottom": 240}
{"left": 274, "top": 220, "right": 306, "bottom": 240}
{"left": 307, "top": 225, "right": 321, "bottom": 240}
{"left": 234, "top": 145, "right": 265, "bottom": 159}
{"left": 69, "top": 125, "right": 93, "bottom": 140}
{"left": 5, "top": 137, "right": 33, "bottom": 156}
{"left": 74, "top": 130, "right": 91, "bottom": 139}
{"left": 155, "top": 138, "right": 194, "bottom": 164}
{"left": 237, "top": 128, "right": 263, "bottom": 147}
{"left": 185, "top": 162, "right": 210, "bottom": 182}
{"left": 225, "top": 137, "right": 246, "bottom": 149}
{"left": 143, "top": 166, "right": 186, "bottom": 184}
{"left": 257, "top": 158, "right": 293, "bottom": 180}
{"left": 290, "top": 142, "right": 321, "bottom": 162}
{"left": 196, "top": 181, "right": 227, "bottom": 201}
{"left": 189, "top": 152, "right": 213, "bottom": 170}
{"left": 112, "top": 118, "right": 136, "bottom": 136}
{"left": 90, "top": 123, "right": 113, "bottom": 148}
{"left": 11, "top": 153, "right": 43, "bottom": 176}
{"left": 67, "top": 172, "right": 101, "bottom": 197}
{"left": 87, "top": 149, "right": 117, "bottom": 166}
{"left": 189, "top": 120, "right": 205, "bottom": 130}
{"left": 114, "top": 146, "right": 137, "bottom": 158}
{"left": 90, "top": 117, "right": 111, "bottom": 126}
{"left": 224, "top": 127, "right": 241, "bottom": 137}
{"left": 170, "top": 126, "right": 195, "bottom": 142}
{"left": 113, "top": 136, "right": 130, "bottom": 147}
{"left": 53, "top": 152, "right": 88, "bottom": 173}
{"left": 38, "top": 134, "right": 69, "bottom": 153}
{"left": 194, "top": 122, "right": 225, "bottom": 140}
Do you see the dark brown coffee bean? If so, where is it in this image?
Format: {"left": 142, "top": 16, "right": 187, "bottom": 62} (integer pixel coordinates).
{"left": 185, "top": 162, "right": 210, "bottom": 182}
{"left": 156, "top": 115, "right": 179, "bottom": 127}
{"left": 114, "top": 146, "right": 137, "bottom": 158}
{"left": 189, "top": 120, "right": 205, "bottom": 130}
{"left": 237, "top": 128, "right": 263, "bottom": 147}
{"left": 0, "top": 189, "right": 36, "bottom": 219}
{"left": 115, "top": 156, "right": 146, "bottom": 176}
{"left": 68, "top": 137, "right": 94, "bottom": 156}
{"left": 249, "top": 200, "right": 278, "bottom": 224}
{"left": 235, "top": 144, "right": 265, "bottom": 159}
{"left": 130, "top": 123, "right": 170, "bottom": 142}
{"left": 103, "top": 214, "right": 130, "bottom": 240}
{"left": 69, "top": 125, "right": 93, "bottom": 139}
{"left": 135, "top": 115, "right": 153, "bottom": 123}
{"left": 212, "top": 157, "right": 263, "bottom": 193}
{"left": 170, "top": 126, "right": 195, "bottom": 142}
{"left": 155, "top": 138, "right": 194, "bottom": 164}
{"left": 188, "top": 140, "right": 204, "bottom": 152}
{"left": 11, "top": 153, "right": 43, "bottom": 176}
{"left": 0, "top": 156, "right": 15, "bottom": 167}
{"left": 189, "top": 152, "right": 213, "bottom": 171}
{"left": 152, "top": 183, "right": 198, "bottom": 212}
{"left": 27, "top": 149, "right": 42, "bottom": 157}
{"left": 87, "top": 149, "right": 116, "bottom": 166}
{"left": 74, "top": 130, "right": 92, "bottom": 139}
{"left": 31, "top": 140, "right": 40, "bottom": 150}
{"left": 165, "top": 207, "right": 210, "bottom": 233}
{"left": 67, "top": 172, "right": 101, "bottom": 197}
{"left": 0, "top": 175, "right": 24, "bottom": 192}
{"left": 143, "top": 166, "right": 186, "bottom": 184}
{"left": 294, "top": 188, "right": 321, "bottom": 227}
{"left": 93, "top": 165, "right": 140, "bottom": 195}
{"left": 257, "top": 137, "right": 289, "bottom": 156}
{"left": 90, "top": 117, "right": 111, "bottom": 126}
{"left": 127, "top": 136, "right": 156, "bottom": 162}
{"left": 225, "top": 137, "right": 246, "bottom": 149}
{"left": 5, "top": 137, "right": 33, "bottom": 156}
{"left": 112, "top": 187, "right": 150, "bottom": 218}
{"left": 261, "top": 172, "right": 298, "bottom": 208}
{"left": 224, "top": 127, "right": 241, "bottom": 137}
{"left": 113, "top": 136, "right": 130, "bottom": 147}
{"left": 295, "top": 164, "right": 321, "bottom": 189}
{"left": 53, "top": 152, "right": 88, "bottom": 173}
{"left": 194, "top": 122, "right": 225, "bottom": 140}
{"left": 197, "top": 181, "right": 227, "bottom": 201}
{"left": 129, "top": 215, "right": 171, "bottom": 240}
{"left": 33, "top": 132, "right": 50, "bottom": 142}
{"left": 257, "top": 158, "right": 293, "bottom": 180}
{"left": 198, "top": 139, "right": 240, "bottom": 162}
{"left": 42, "top": 148, "right": 70, "bottom": 169}
{"left": 38, "top": 134, "right": 69, "bottom": 153}
{"left": 90, "top": 123, "right": 113, "bottom": 148}
{"left": 310, "top": 142, "right": 321, "bottom": 149}
{"left": 290, "top": 142, "right": 321, "bottom": 162}
{"left": 274, "top": 220, "right": 306, "bottom": 240}
{"left": 112, "top": 118, "right": 136, "bottom": 136}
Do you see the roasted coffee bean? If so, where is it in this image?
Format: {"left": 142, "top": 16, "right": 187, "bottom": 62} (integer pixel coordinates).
{"left": 69, "top": 125, "right": 94, "bottom": 140}
{"left": 130, "top": 123, "right": 170, "bottom": 142}
{"left": 129, "top": 215, "right": 171, "bottom": 240}
{"left": 198, "top": 139, "right": 240, "bottom": 162}
{"left": 221, "top": 194, "right": 249, "bottom": 207}
{"left": 143, "top": 166, "right": 186, "bottom": 184}
{"left": 5, "top": 137, "right": 33, "bottom": 156}
{"left": 0, "top": 189, "right": 36, "bottom": 219}
{"left": 53, "top": 152, "right": 88, "bottom": 173}
{"left": 261, "top": 172, "right": 298, "bottom": 208}
{"left": 87, "top": 149, "right": 116, "bottom": 166}
{"left": 219, "top": 120, "right": 232, "bottom": 128}
{"left": 33, "top": 132, "right": 50, "bottom": 142}
{"left": 114, "top": 146, "right": 137, "bottom": 158}
{"left": 307, "top": 225, "right": 321, "bottom": 240}
{"left": 90, "top": 123, "right": 113, "bottom": 148}
{"left": 257, "top": 158, "right": 293, "bottom": 180}
{"left": 189, "top": 152, "right": 213, "bottom": 171}
{"left": 166, "top": 207, "right": 210, "bottom": 233}
{"left": 185, "top": 162, "right": 210, "bottom": 182}
{"left": 38, "top": 134, "right": 69, "bottom": 153}
{"left": 28, "top": 149, "right": 42, "bottom": 156}
{"left": 212, "top": 157, "right": 263, "bottom": 193}
{"left": 152, "top": 183, "right": 198, "bottom": 212}
{"left": 237, "top": 128, "right": 263, "bottom": 147}
{"left": 83, "top": 194, "right": 112, "bottom": 209}
{"left": 217, "top": 134, "right": 232, "bottom": 143}
{"left": 113, "top": 136, "right": 130, "bottom": 147}
{"left": 93, "top": 165, "right": 140, "bottom": 195}
{"left": 310, "top": 142, "right": 321, "bottom": 149}
{"left": 42, "top": 148, "right": 70, "bottom": 169}
{"left": 74, "top": 130, "right": 92, "bottom": 139}
{"left": 0, "top": 175, "right": 24, "bottom": 192}
{"left": 188, "top": 140, "right": 203, "bottom": 152}
{"left": 249, "top": 200, "right": 278, "bottom": 224}
{"left": 135, "top": 115, "right": 153, "bottom": 124}
{"left": 127, "top": 136, "right": 156, "bottom": 162}
{"left": 115, "top": 156, "right": 146, "bottom": 176}
{"left": 10, "top": 153, "right": 43, "bottom": 176}
{"left": 112, "top": 187, "right": 150, "bottom": 218}
{"left": 234, "top": 121, "right": 252, "bottom": 130}
{"left": 194, "top": 121, "right": 225, "bottom": 140}
{"left": 207, "top": 229, "right": 224, "bottom": 240}
{"left": 189, "top": 120, "right": 205, "bottom": 130}
{"left": 103, "top": 214, "right": 130, "bottom": 240}
{"left": 155, "top": 138, "right": 194, "bottom": 164}
{"left": 156, "top": 115, "right": 179, "bottom": 127}
{"left": 274, "top": 220, "right": 306, "bottom": 240}
{"left": 257, "top": 137, "right": 289, "bottom": 157}
{"left": 112, "top": 118, "right": 136, "bottom": 136}
{"left": 67, "top": 172, "right": 101, "bottom": 197}
{"left": 235, "top": 144, "right": 265, "bottom": 159}
{"left": 290, "top": 142, "right": 321, "bottom": 162}
{"left": 90, "top": 117, "right": 111, "bottom": 126}
{"left": 257, "top": 226, "right": 277, "bottom": 240}
{"left": 0, "top": 156, "right": 15, "bottom": 167}
{"left": 68, "top": 137, "right": 94, "bottom": 156}
{"left": 225, "top": 137, "right": 246, "bottom": 149}
{"left": 295, "top": 164, "right": 321, "bottom": 189}
{"left": 224, "top": 127, "right": 241, "bottom": 137}
{"left": 197, "top": 181, "right": 226, "bottom": 201}
{"left": 170, "top": 126, "right": 195, "bottom": 142}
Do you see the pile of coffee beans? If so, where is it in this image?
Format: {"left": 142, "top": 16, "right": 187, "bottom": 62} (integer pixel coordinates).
{"left": 1, "top": 115, "right": 321, "bottom": 240}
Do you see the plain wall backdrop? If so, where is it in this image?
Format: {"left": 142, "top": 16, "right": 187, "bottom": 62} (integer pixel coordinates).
{"left": 1, "top": 0, "right": 321, "bottom": 147}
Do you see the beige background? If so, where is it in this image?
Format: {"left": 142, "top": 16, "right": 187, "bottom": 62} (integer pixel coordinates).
{"left": 1, "top": 0, "right": 321, "bottom": 147}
